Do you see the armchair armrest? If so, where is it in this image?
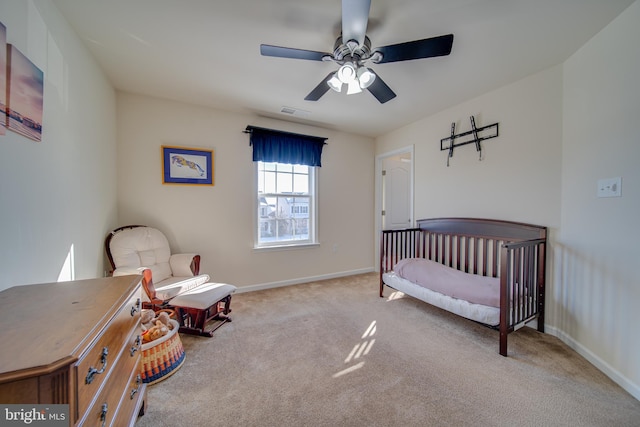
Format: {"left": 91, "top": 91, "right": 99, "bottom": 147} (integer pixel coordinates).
{"left": 169, "top": 253, "right": 201, "bottom": 276}
{"left": 112, "top": 267, "right": 146, "bottom": 276}
{"left": 114, "top": 267, "right": 164, "bottom": 307}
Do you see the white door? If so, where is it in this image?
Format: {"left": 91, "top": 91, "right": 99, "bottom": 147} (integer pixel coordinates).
{"left": 382, "top": 153, "right": 412, "bottom": 230}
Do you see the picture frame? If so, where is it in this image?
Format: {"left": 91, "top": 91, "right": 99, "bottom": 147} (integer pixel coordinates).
{"left": 6, "top": 44, "right": 44, "bottom": 141}
{"left": 162, "top": 145, "right": 214, "bottom": 185}
{"left": 0, "top": 22, "right": 6, "bottom": 135}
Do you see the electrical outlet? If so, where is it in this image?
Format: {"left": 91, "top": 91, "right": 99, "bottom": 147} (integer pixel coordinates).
{"left": 597, "top": 177, "right": 622, "bottom": 198}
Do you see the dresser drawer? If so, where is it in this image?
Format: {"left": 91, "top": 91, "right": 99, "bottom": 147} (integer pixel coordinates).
{"left": 76, "top": 293, "right": 141, "bottom": 418}
{"left": 111, "top": 364, "right": 146, "bottom": 427}
{"left": 79, "top": 329, "right": 142, "bottom": 426}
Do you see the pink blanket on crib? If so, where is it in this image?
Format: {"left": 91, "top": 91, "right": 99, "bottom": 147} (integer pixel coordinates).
{"left": 394, "top": 258, "right": 500, "bottom": 308}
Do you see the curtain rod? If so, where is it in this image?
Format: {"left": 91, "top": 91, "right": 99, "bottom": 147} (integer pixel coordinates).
{"left": 243, "top": 125, "right": 328, "bottom": 143}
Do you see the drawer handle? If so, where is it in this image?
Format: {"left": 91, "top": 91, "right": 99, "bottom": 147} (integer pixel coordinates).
{"left": 130, "top": 335, "right": 141, "bottom": 356}
{"left": 130, "top": 375, "right": 142, "bottom": 400}
{"left": 130, "top": 298, "right": 141, "bottom": 316}
{"left": 100, "top": 403, "right": 108, "bottom": 427}
{"left": 86, "top": 347, "right": 109, "bottom": 384}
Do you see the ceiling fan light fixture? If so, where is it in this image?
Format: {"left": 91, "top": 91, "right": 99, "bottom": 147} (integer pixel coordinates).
{"left": 357, "top": 67, "right": 376, "bottom": 89}
{"left": 327, "top": 73, "right": 343, "bottom": 92}
{"left": 346, "top": 79, "right": 362, "bottom": 95}
{"left": 337, "top": 62, "right": 357, "bottom": 83}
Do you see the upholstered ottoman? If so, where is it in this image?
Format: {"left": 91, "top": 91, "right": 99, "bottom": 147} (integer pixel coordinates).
{"left": 170, "top": 282, "right": 236, "bottom": 337}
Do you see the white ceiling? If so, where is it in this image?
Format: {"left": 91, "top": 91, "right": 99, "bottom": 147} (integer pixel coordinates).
{"left": 52, "top": 0, "right": 634, "bottom": 137}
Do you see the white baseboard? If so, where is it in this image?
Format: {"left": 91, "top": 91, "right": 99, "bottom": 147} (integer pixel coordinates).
{"left": 545, "top": 324, "right": 640, "bottom": 402}
{"left": 235, "top": 268, "right": 375, "bottom": 294}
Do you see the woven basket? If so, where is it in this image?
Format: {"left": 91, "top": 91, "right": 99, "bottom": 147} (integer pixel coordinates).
{"left": 140, "top": 319, "right": 185, "bottom": 385}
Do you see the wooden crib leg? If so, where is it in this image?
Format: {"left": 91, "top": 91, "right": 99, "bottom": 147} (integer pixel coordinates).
{"left": 499, "top": 327, "right": 508, "bottom": 357}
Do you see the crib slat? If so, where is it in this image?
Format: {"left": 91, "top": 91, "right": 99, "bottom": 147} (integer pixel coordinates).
{"left": 461, "top": 236, "right": 466, "bottom": 273}
{"left": 492, "top": 240, "right": 499, "bottom": 278}
{"left": 537, "top": 241, "right": 546, "bottom": 332}
{"left": 524, "top": 245, "right": 530, "bottom": 318}
{"left": 515, "top": 247, "right": 522, "bottom": 323}
{"left": 387, "top": 233, "right": 392, "bottom": 270}
{"left": 499, "top": 247, "right": 510, "bottom": 356}
{"left": 527, "top": 245, "right": 535, "bottom": 318}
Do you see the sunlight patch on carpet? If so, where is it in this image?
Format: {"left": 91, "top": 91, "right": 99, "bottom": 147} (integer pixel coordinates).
{"left": 333, "top": 361, "right": 365, "bottom": 378}
{"left": 337, "top": 320, "right": 377, "bottom": 377}
{"left": 361, "top": 320, "right": 377, "bottom": 338}
{"left": 386, "top": 291, "right": 405, "bottom": 301}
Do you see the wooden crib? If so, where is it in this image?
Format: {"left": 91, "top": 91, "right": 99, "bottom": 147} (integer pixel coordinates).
{"left": 379, "top": 217, "right": 547, "bottom": 356}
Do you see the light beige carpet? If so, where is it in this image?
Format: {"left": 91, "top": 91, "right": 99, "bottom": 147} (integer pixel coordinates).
{"left": 137, "top": 273, "right": 640, "bottom": 427}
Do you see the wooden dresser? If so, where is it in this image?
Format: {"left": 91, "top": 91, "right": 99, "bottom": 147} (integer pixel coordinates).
{"left": 0, "top": 275, "right": 147, "bottom": 426}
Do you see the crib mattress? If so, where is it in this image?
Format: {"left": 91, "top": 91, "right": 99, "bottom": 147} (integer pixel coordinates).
{"left": 382, "top": 272, "right": 500, "bottom": 326}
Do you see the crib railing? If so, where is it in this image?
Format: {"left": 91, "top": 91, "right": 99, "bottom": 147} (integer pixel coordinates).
{"left": 380, "top": 228, "right": 506, "bottom": 295}
{"left": 379, "top": 228, "right": 422, "bottom": 280}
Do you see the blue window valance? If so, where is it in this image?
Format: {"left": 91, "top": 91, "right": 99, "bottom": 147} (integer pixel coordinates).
{"left": 245, "top": 126, "right": 327, "bottom": 167}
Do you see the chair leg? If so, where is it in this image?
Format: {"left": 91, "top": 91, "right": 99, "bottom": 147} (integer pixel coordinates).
{"left": 221, "top": 294, "right": 233, "bottom": 316}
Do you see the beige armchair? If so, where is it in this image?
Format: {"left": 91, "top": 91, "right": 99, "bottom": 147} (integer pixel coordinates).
{"left": 106, "top": 225, "right": 235, "bottom": 336}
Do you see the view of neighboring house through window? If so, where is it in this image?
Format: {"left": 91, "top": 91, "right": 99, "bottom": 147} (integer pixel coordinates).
{"left": 256, "top": 161, "right": 316, "bottom": 247}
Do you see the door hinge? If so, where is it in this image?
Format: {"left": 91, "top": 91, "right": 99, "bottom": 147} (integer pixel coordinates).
{"left": 381, "top": 170, "right": 386, "bottom": 176}
{"left": 381, "top": 210, "right": 386, "bottom": 216}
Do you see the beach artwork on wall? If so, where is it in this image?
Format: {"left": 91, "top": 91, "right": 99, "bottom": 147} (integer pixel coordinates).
{"left": 0, "top": 22, "right": 6, "bottom": 135}
{"left": 6, "top": 44, "right": 44, "bottom": 141}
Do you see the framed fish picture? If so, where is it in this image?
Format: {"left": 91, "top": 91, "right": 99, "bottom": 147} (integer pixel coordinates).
{"left": 162, "top": 145, "right": 214, "bottom": 185}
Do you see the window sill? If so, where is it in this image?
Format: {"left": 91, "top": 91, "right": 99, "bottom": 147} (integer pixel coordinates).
{"left": 253, "top": 242, "right": 320, "bottom": 252}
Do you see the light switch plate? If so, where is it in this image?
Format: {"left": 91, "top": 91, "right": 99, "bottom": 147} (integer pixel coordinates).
{"left": 597, "top": 177, "right": 622, "bottom": 198}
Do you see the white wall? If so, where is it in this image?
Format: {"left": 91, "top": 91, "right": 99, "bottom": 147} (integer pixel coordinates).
{"left": 558, "top": 0, "right": 640, "bottom": 399}
{"left": 376, "top": 65, "right": 563, "bottom": 229}
{"left": 0, "top": 0, "right": 117, "bottom": 290}
{"left": 116, "top": 93, "right": 375, "bottom": 288}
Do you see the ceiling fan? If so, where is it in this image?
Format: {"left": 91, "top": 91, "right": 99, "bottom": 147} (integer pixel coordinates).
{"left": 260, "top": 0, "right": 454, "bottom": 104}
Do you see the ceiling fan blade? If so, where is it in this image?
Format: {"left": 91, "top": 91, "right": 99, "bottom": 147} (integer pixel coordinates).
{"left": 367, "top": 71, "right": 396, "bottom": 104}
{"left": 260, "top": 44, "right": 329, "bottom": 61}
{"left": 342, "top": 0, "right": 371, "bottom": 45}
{"left": 304, "top": 73, "right": 335, "bottom": 101}
{"left": 374, "top": 34, "right": 454, "bottom": 64}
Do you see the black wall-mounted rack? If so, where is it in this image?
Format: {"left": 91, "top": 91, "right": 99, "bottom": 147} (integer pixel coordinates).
{"left": 440, "top": 116, "right": 499, "bottom": 166}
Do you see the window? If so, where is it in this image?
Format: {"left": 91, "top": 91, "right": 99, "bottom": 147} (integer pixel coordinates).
{"left": 246, "top": 125, "right": 326, "bottom": 249}
{"left": 256, "top": 161, "right": 317, "bottom": 248}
